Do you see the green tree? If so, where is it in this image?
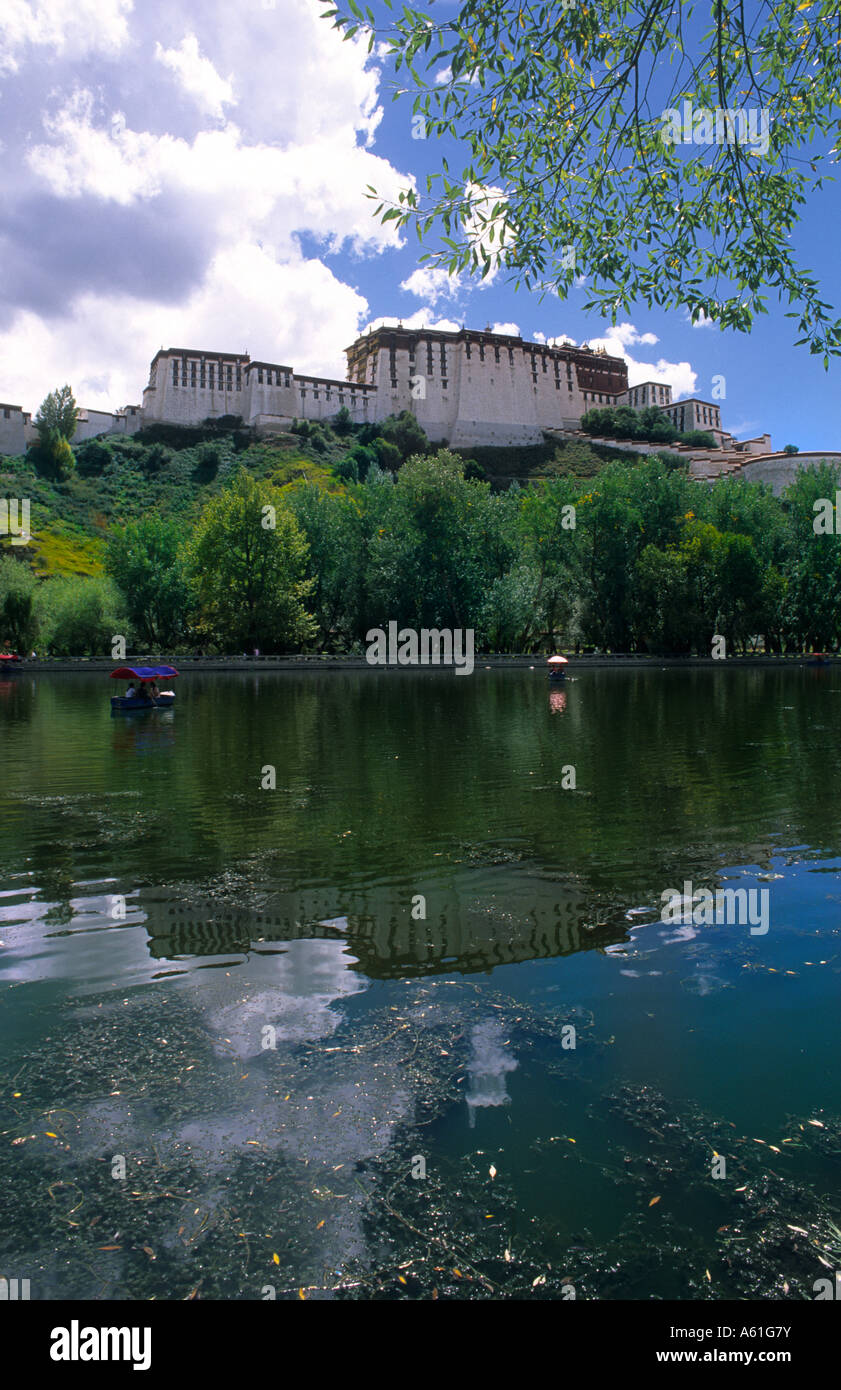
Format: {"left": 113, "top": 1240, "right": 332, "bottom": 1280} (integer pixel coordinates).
{"left": 32, "top": 431, "right": 76, "bottom": 481}
{"left": 373, "top": 437, "right": 402, "bottom": 472}
{"left": 781, "top": 462, "right": 841, "bottom": 649}
{"left": 634, "top": 545, "right": 693, "bottom": 653}
{"left": 365, "top": 449, "right": 503, "bottom": 629}
{"left": 187, "top": 472, "right": 316, "bottom": 651}
{"left": 288, "top": 484, "right": 367, "bottom": 648}
{"left": 34, "top": 575, "right": 126, "bottom": 657}
{"left": 333, "top": 405, "right": 354, "bottom": 436}
{"left": 363, "top": 411, "right": 429, "bottom": 461}
{"left": 509, "top": 478, "right": 580, "bottom": 649}
{"left": 105, "top": 515, "right": 190, "bottom": 647}
{"left": 0, "top": 555, "right": 38, "bottom": 652}
{"left": 679, "top": 430, "right": 718, "bottom": 449}
{"left": 35, "top": 385, "right": 78, "bottom": 443}
{"left": 328, "top": 0, "right": 841, "bottom": 361}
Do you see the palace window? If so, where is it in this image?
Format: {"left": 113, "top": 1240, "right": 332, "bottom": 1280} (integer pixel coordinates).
{"left": 227, "top": 366, "right": 233, "bottom": 389}
{"left": 172, "top": 363, "right": 178, "bottom": 386}
{"left": 200, "top": 364, "right": 206, "bottom": 388}
{"left": 191, "top": 362, "right": 197, "bottom": 386}
{"left": 442, "top": 379, "right": 448, "bottom": 390}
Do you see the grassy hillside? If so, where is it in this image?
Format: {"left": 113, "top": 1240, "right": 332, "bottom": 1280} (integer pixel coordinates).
{"left": 455, "top": 436, "right": 682, "bottom": 487}
{"left": 1, "top": 423, "right": 348, "bottom": 577}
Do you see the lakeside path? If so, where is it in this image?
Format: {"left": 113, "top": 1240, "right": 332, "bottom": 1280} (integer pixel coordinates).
{"left": 7, "top": 653, "right": 836, "bottom": 673}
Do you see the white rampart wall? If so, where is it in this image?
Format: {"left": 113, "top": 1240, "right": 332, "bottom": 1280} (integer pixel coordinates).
{"left": 0, "top": 403, "right": 142, "bottom": 455}
{"left": 74, "top": 407, "right": 143, "bottom": 442}
{"left": 295, "top": 377, "right": 375, "bottom": 425}
{"left": 143, "top": 353, "right": 249, "bottom": 426}
{"left": 739, "top": 452, "right": 841, "bottom": 496}
{"left": 0, "top": 406, "right": 28, "bottom": 456}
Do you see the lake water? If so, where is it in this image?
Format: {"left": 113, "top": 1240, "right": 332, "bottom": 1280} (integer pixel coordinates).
{"left": 1, "top": 667, "right": 840, "bottom": 1300}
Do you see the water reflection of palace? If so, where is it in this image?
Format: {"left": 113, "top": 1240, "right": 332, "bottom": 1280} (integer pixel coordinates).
{"left": 138, "top": 883, "right": 627, "bottom": 978}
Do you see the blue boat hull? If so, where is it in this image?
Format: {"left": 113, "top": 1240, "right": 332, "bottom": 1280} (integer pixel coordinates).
{"left": 111, "top": 694, "right": 176, "bottom": 711}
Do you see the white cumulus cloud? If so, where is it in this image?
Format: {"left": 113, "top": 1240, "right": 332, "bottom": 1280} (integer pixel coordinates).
{"left": 363, "top": 311, "right": 462, "bottom": 334}
{"left": 400, "top": 266, "right": 462, "bottom": 304}
{"left": 588, "top": 323, "right": 697, "bottom": 398}
{"left": 0, "top": 0, "right": 133, "bottom": 72}
{"left": 155, "top": 34, "right": 235, "bottom": 120}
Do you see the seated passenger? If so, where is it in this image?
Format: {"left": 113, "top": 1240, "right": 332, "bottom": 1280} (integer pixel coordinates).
{"left": 125, "top": 683, "right": 137, "bottom": 699}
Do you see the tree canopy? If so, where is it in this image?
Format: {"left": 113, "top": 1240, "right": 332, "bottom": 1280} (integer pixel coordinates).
{"left": 35, "top": 385, "right": 78, "bottom": 443}
{"left": 186, "top": 472, "right": 316, "bottom": 651}
{"left": 326, "top": 0, "right": 841, "bottom": 362}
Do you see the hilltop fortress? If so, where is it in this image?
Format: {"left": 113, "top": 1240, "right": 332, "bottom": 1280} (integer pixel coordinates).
{"left": 4, "top": 322, "right": 814, "bottom": 489}
{"left": 139, "top": 324, "right": 767, "bottom": 455}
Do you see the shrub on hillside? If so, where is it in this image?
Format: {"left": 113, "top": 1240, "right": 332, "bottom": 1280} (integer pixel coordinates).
{"left": 74, "top": 438, "right": 112, "bottom": 477}
{"left": 142, "top": 442, "right": 175, "bottom": 473}
{"left": 30, "top": 430, "right": 76, "bottom": 481}
{"left": 193, "top": 441, "right": 222, "bottom": 483}
{"left": 374, "top": 438, "right": 402, "bottom": 472}
{"left": 678, "top": 429, "right": 718, "bottom": 449}
{"left": 308, "top": 425, "right": 330, "bottom": 454}
{"left": 463, "top": 458, "right": 488, "bottom": 481}
{"left": 333, "top": 406, "right": 353, "bottom": 436}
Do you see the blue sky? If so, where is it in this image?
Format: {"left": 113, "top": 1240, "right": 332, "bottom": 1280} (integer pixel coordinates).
{"left": 0, "top": 0, "right": 838, "bottom": 451}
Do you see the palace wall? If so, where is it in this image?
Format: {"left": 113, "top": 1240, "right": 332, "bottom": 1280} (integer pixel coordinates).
{"left": 0, "top": 405, "right": 29, "bottom": 456}
{"left": 1, "top": 327, "right": 787, "bottom": 465}
{"left": 739, "top": 451, "right": 841, "bottom": 496}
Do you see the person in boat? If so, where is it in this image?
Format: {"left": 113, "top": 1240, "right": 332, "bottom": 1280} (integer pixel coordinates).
{"left": 136, "top": 680, "right": 153, "bottom": 703}
{"left": 125, "top": 682, "right": 137, "bottom": 699}
{"left": 149, "top": 680, "right": 160, "bottom": 700}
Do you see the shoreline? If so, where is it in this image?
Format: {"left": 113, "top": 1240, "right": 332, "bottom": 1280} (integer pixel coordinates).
{"left": 4, "top": 653, "right": 835, "bottom": 674}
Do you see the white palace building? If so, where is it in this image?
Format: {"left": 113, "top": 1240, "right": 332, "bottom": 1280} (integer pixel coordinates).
{"left": 1, "top": 322, "right": 808, "bottom": 487}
